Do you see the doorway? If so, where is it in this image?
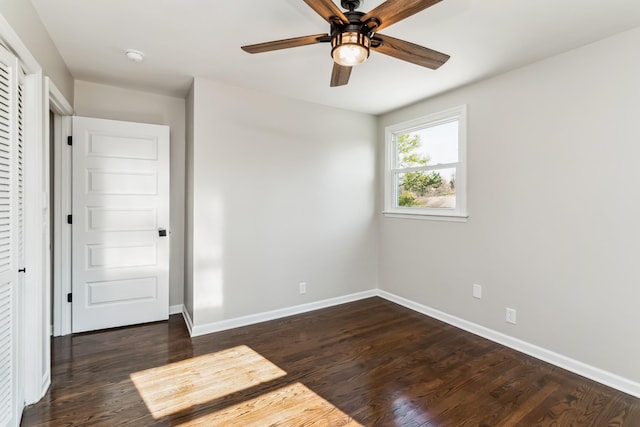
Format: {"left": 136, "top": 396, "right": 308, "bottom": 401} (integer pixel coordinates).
{"left": 49, "top": 81, "right": 72, "bottom": 337}
{"left": 51, "top": 115, "right": 171, "bottom": 335}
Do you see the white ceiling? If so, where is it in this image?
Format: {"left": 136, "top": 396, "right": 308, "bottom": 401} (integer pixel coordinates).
{"left": 31, "top": 0, "right": 640, "bottom": 115}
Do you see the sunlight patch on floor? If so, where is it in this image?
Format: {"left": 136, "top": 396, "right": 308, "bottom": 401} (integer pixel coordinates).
{"left": 177, "top": 382, "right": 363, "bottom": 427}
{"left": 130, "top": 345, "right": 286, "bottom": 419}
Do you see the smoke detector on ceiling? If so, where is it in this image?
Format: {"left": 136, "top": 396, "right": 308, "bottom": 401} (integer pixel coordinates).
{"left": 125, "top": 49, "right": 144, "bottom": 63}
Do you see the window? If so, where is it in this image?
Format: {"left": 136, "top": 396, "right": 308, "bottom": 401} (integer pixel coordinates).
{"left": 384, "top": 105, "right": 467, "bottom": 221}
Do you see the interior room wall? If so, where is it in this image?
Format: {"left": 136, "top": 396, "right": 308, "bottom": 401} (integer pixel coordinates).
{"left": 186, "top": 77, "right": 378, "bottom": 326}
{"left": 0, "top": 0, "right": 73, "bottom": 101}
{"left": 377, "top": 27, "right": 640, "bottom": 383}
{"left": 74, "top": 80, "right": 186, "bottom": 307}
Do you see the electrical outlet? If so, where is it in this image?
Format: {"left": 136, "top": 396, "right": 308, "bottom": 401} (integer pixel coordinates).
{"left": 299, "top": 282, "right": 307, "bottom": 294}
{"left": 473, "top": 284, "right": 482, "bottom": 299}
{"left": 506, "top": 307, "right": 517, "bottom": 324}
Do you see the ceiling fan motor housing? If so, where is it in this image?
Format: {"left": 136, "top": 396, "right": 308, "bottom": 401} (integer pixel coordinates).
{"left": 331, "top": 10, "right": 365, "bottom": 37}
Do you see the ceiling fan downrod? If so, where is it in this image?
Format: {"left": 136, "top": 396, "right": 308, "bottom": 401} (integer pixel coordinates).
{"left": 340, "top": 0, "right": 361, "bottom": 12}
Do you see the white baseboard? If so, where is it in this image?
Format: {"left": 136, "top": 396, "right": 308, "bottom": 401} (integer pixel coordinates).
{"left": 181, "top": 305, "right": 195, "bottom": 336}
{"left": 24, "top": 371, "right": 51, "bottom": 406}
{"left": 179, "top": 288, "right": 640, "bottom": 398}
{"left": 376, "top": 289, "right": 640, "bottom": 399}
{"left": 189, "top": 290, "right": 377, "bottom": 337}
{"left": 169, "top": 304, "right": 184, "bottom": 315}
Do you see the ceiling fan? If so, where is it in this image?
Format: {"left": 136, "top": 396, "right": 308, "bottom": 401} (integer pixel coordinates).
{"left": 241, "top": 0, "right": 450, "bottom": 87}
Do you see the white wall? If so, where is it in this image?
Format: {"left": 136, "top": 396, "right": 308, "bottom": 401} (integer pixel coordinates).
{"left": 378, "top": 27, "right": 640, "bottom": 383}
{"left": 186, "top": 77, "right": 377, "bottom": 326}
{"left": 0, "top": 0, "right": 73, "bottom": 101}
{"left": 74, "top": 80, "right": 186, "bottom": 306}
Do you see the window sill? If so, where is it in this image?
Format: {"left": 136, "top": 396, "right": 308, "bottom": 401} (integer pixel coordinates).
{"left": 382, "top": 211, "right": 468, "bottom": 222}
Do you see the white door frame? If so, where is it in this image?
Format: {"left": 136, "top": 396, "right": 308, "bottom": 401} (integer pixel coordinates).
{"left": 22, "top": 69, "right": 44, "bottom": 405}
{"left": 24, "top": 76, "right": 72, "bottom": 404}
{"left": 50, "top": 80, "right": 73, "bottom": 337}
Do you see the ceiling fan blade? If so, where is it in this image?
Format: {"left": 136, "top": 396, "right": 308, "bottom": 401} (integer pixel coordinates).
{"left": 362, "top": 0, "right": 442, "bottom": 31}
{"left": 330, "top": 63, "right": 352, "bottom": 87}
{"left": 373, "top": 33, "right": 449, "bottom": 69}
{"left": 303, "top": 0, "right": 349, "bottom": 25}
{"left": 241, "top": 34, "right": 329, "bottom": 54}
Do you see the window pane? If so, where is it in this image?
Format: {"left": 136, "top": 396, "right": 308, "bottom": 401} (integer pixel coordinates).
{"left": 396, "top": 120, "right": 458, "bottom": 168}
{"left": 396, "top": 168, "right": 457, "bottom": 209}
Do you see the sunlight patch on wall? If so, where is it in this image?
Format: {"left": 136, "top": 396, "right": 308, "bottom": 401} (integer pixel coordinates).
{"left": 130, "top": 345, "right": 286, "bottom": 419}
{"left": 177, "top": 382, "right": 363, "bottom": 426}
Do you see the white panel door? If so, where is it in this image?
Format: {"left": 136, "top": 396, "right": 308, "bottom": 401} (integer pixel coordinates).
{"left": 72, "top": 117, "right": 170, "bottom": 333}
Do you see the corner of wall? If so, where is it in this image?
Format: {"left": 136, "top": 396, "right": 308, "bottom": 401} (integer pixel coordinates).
{"left": 183, "top": 81, "right": 195, "bottom": 320}
{"left": 0, "top": 0, "right": 74, "bottom": 102}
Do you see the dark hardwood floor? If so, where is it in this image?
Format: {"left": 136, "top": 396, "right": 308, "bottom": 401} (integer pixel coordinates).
{"left": 22, "top": 297, "right": 640, "bottom": 426}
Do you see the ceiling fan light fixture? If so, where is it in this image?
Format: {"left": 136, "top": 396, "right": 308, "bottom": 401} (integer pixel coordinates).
{"left": 331, "top": 31, "right": 370, "bottom": 66}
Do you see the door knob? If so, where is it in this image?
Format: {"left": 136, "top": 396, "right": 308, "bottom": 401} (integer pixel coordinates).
{"left": 158, "top": 229, "right": 167, "bottom": 237}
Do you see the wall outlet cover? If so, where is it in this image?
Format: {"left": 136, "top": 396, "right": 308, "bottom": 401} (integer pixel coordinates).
{"left": 473, "top": 284, "right": 482, "bottom": 299}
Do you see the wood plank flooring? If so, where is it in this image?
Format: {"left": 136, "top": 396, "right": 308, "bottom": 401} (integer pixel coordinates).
{"left": 22, "top": 297, "right": 640, "bottom": 426}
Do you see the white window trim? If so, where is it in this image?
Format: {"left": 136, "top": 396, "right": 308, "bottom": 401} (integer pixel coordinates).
{"left": 383, "top": 105, "right": 468, "bottom": 221}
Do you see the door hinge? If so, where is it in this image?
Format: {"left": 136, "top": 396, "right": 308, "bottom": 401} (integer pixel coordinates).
{"left": 67, "top": 293, "right": 72, "bottom": 303}
{"left": 67, "top": 136, "right": 72, "bottom": 146}
{"left": 67, "top": 214, "right": 72, "bottom": 224}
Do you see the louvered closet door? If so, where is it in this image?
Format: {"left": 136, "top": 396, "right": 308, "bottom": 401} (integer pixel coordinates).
{"left": 0, "top": 44, "right": 22, "bottom": 427}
